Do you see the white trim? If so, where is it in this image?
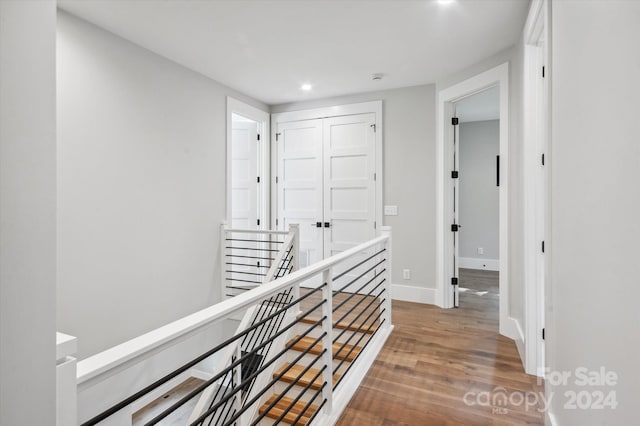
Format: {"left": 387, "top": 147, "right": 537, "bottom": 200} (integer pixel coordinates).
{"left": 314, "top": 325, "right": 394, "bottom": 426}
{"left": 436, "top": 63, "right": 514, "bottom": 340}
{"left": 523, "top": 0, "right": 550, "bottom": 377}
{"left": 547, "top": 411, "right": 559, "bottom": 426}
{"left": 391, "top": 284, "right": 436, "bottom": 305}
{"left": 226, "top": 97, "right": 271, "bottom": 228}
{"left": 506, "top": 317, "right": 526, "bottom": 365}
{"left": 458, "top": 257, "right": 500, "bottom": 271}
{"left": 270, "top": 101, "right": 384, "bottom": 234}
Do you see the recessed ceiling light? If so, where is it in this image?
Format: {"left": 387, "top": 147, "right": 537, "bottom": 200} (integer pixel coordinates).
{"left": 301, "top": 83, "right": 312, "bottom": 91}
{"left": 437, "top": 0, "right": 455, "bottom": 5}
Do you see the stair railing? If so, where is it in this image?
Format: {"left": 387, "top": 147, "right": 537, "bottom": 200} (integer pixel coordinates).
{"left": 73, "top": 226, "right": 392, "bottom": 426}
{"left": 221, "top": 224, "right": 299, "bottom": 299}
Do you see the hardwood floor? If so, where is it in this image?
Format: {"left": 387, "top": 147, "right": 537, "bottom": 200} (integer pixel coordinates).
{"left": 336, "top": 269, "right": 545, "bottom": 426}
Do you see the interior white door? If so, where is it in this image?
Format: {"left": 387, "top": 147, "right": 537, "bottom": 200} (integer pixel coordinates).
{"left": 231, "top": 120, "right": 258, "bottom": 230}
{"left": 276, "top": 119, "right": 324, "bottom": 269}
{"left": 323, "top": 113, "right": 376, "bottom": 256}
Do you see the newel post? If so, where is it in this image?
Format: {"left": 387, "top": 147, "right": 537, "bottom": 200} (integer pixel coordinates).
{"left": 56, "top": 332, "right": 78, "bottom": 426}
{"left": 220, "top": 222, "right": 228, "bottom": 299}
{"left": 290, "top": 224, "right": 301, "bottom": 311}
{"left": 321, "top": 269, "right": 334, "bottom": 415}
{"left": 380, "top": 226, "right": 393, "bottom": 327}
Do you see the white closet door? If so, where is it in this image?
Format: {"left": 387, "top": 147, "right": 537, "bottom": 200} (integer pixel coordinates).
{"left": 323, "top": 114, "right": 377, "bottom": 284}
{"left": 231, "top": 120, "right": 258, "bottom": 229}
{"left": 276, "top": 119, "right": 323, "bottom": 269}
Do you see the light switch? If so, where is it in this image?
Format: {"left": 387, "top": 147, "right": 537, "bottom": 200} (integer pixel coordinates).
{"left": 384, "top": 205, "right": 398, "bottom": 216}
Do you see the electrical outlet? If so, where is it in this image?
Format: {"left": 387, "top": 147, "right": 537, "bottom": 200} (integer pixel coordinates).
{"left": 403, "top": 269, "right": 411, "bottom": 280}
{"left": 477, "top": 247, "right": 484, "bottom": 255}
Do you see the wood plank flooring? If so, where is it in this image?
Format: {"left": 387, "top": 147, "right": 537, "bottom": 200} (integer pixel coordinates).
{"left": 336, "top": 269, "right": 545, "bottom": 425}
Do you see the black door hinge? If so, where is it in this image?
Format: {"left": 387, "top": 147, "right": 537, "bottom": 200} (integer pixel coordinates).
{"left": 451, "top": 224, "right": 460, "bottom": 232}
{"left": 542, "top": 328, "right": 546, "bottom": 340}
{"left": 542, "top": 241, "right": 545, "bottom": 253}
{"left": 542, "top": 66, "right": 545, "bottom": 78}
{"left": 275, "top": 133, "right": 281, "bottom": 141}
{"left": 257, "top": 176, "right": 260, "bottom": 183}
{"left": 257, "top": 134, "right": 260, "bottom": 141}
{"left": 257, "top": 219, "right": 260, "bottom": 226}
{"left": 451, "top": 117, "right": 459, "bottom": 126}
{"left": 542, "top": 153, "right": 545, "bottom": 166}
{"left": 451, "top": 277, "right": 458, "bottom": 286}
{"left": 275, "top": 176, "right": 278, "bottom": 184}
{"left": 451, "top": 170, "right": 459, "bottom": 179}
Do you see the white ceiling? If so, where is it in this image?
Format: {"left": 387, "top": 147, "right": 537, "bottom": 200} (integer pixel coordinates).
{"left": 455, "top": 85, "right": 500, "bottom": 123}
{"left": 58, "top": 0, "right": 530, "bottom": 105}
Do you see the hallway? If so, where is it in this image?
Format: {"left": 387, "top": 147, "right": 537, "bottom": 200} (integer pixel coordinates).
{"left": 337, "top": 269, "right": 544, "bottom": 425}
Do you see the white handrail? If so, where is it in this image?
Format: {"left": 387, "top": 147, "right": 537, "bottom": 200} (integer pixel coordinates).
{"left": 77, "top": 234, "right": 389, "bottom": 385}
{"left": 223, "top": 227, "right": 289, "bottom": 235}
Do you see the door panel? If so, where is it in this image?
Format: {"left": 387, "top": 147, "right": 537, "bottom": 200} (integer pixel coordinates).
{"left": 231, "top": 121, "right": 258, "bottom": 230}
{"left": 276, "top": 119, "right": 323, "bottom": 269}
{"left": 323, "top": 114, "right": 376, "bottom": 257}
{"left": 323, "top": 114, "right": 377, "bottom": 293}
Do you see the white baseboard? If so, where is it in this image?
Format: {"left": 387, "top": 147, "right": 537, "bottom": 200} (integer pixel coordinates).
{"left": 501, "top": 316, "right": 526, "bottom": 369}
{"left": 459, "top": 257, "right": 500, "bottom": 271}
{"left": 391, "top": 283, "right": 436, "bottom": 305}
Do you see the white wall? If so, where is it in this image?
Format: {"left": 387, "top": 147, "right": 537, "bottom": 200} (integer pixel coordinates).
{"left": 437, "top": 44, "right": 526, "bottom": 330}
{"left": 459, "top": 120, "right": 500, "bottom": 263}
{"left": 272, "top": 85, "right": 437, "bottom": 303}
{"left": 57, "top": 11, "right": 268, "bottom": 359}
{"left": 549, "top": 2, "right": 640, "bottom": 423}
{"left": 0, "top": 1, "right": 57, "bottom": 424}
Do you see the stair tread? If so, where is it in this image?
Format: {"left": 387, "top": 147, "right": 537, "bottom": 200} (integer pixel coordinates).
{"left": 299, "top": 316, "right": 378, "bottom": 334}
{"left": 258, "top": 394, "right": 318, "bottom": 425}
{"left": 273, "top": 362, "right": 341, "bottom": 390}
{"left": 286, "top": 335, "right": 362, "bottom": 362}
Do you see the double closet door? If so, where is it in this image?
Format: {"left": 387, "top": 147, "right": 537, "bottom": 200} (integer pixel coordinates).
{"left": 275, "top": 113, "right": 377, "bottom": 269}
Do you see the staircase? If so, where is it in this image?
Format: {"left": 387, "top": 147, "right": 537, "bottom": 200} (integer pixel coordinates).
{"left": 74, "top": 227, "right": 393, "bottom": 426}
{"left": 256, "top": 291, "right": 381, "bottom": 425}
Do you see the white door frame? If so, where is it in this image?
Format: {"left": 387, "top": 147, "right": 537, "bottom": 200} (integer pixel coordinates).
{"left": 270, "top": 101, "right": 384, "bottom": 233}
{"left": 226, "top": 97, "right": 271, "bottom": 228}
{"left": 436, "top": 63, "right": 520, "bottom": 342}
{"left": 523, "top": 0, "right": 550, "bottom": 377}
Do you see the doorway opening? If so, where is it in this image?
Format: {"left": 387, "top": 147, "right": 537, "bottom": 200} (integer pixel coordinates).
{"left": 436, "top": 63, "right": 520, "bottom": 346}
{"left": 453, "top": 86, "right": 500, "bottom": 309}
{"left": 226, "top": 98, "right": 270, "bottom": 230}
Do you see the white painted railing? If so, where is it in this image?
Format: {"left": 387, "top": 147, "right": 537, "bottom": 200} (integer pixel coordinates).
{"left": 64, "top": 226, "right": 392, "bottom": 426}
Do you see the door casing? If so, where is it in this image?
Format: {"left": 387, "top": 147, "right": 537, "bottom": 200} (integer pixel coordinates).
{"left": 436, "top": 63, "right": 518, "bottom": 344}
